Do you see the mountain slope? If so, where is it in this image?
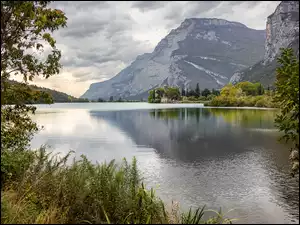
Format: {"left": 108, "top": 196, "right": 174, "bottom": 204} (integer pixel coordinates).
{"left": 82, "top": 18, "right": 266, "bottom": 100}
{"left": 7, "top": 80, "right": 88, "bottom": 103}
{"left": 230, "top": 1, "right": 299, "bottom": 86}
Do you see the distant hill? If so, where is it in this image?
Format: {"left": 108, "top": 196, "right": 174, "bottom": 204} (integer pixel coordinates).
{"left": 6, "top": 80, "right": 89, "bottom": 104}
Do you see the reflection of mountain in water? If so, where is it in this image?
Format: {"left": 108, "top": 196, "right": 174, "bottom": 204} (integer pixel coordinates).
{"left": 89, "top": 108, "right": 280, "bottom": 162}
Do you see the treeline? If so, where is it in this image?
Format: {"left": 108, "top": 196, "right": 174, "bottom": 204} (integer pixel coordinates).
{"left": 3, "top": 80, "right": 89, "bottom": 104}
{"left": 206, "top": 81, "right": 277, "bottom": 108}
{"left": 146, "top": 81, "right": 276, "bottom": 107}
{"left": 96, "top": 96, "right": 144, "bottom": 102}
{"left": 148, "top": 84, "right": 221, "bottom": 103}
{"left": 181, "top": 83, "right": 220, "bottom": 98}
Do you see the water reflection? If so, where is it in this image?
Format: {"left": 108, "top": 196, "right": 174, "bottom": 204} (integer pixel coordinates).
{"left": 89, "top": 108, "right": 280, "bottom": 163}
{"left": 31, "top": 105, "right": 299, "bottom": 224}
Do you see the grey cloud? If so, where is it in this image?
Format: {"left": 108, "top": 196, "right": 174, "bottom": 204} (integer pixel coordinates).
{"left": 51, "top": 1, "right": 110, "bottom": 10}
{"left": 47, "top": 1, "right": 280, "bottom": 87}
{"left": 163, "top": 1, "right": 223, "bottom": 29}
{"left": 75, "top": 74, "right": 109, "bottom": 82}
{"left": 131, "top": 1, "right": 169, "bottom": 11}
{"left": 185, "top": 1, "right": 223, "bottom": 16}
{"left": 60, "top": 21, "right": 107, "bottom": 38}
{"left": 71, "top": 70, "right": 91, "bottom": 78}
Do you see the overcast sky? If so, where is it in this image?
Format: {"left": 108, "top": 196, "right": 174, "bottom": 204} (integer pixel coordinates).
{"left": 25, "top": 1, "right": 281, "bottom": 97}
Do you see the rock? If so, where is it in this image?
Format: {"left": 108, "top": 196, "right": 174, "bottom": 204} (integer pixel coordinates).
{"left": 229, "top": 1, "right": 299, "bottom": 86}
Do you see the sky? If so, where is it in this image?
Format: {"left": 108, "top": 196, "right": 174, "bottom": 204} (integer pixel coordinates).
{"left": 19, "top": 1, "right": 281, "bottom": 97}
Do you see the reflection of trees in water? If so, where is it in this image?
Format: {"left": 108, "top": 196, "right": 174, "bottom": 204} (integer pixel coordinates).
{"left": 207, "top": 108, "right": 278, "bottom": 128}
{"left": 148, "top": 108, "right": 277, "bottom": 129}
{"left": 89, "top": 109, "right": 282, "bottom": 163}
{"left": 149, "top": 108, "right": 211, "bottom": 122}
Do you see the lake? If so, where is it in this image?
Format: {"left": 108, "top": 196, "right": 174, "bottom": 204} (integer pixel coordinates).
{"left": 30, "top": 103, "right": 299, "bottom": 224}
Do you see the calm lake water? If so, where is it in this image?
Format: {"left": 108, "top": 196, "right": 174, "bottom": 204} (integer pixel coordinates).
{"left": 31, "top": 103, "right": 299, "bottom": 224}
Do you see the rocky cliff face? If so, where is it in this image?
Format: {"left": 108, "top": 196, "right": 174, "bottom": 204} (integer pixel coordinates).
{"left": 81, "top": 18, "right": 265, "bottom": 100}
{"left": 230, "top": 1, "right": 299, "bottom": 86}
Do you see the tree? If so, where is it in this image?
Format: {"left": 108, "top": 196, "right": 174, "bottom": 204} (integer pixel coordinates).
{"left": 212, "top": 89, "right": 220, "bottom": 96}
{"left": 148, "top": 89, "right": 156, "bottom": 103}
{"left": 257, "top": 83, "right": 265, "bottom": 95}
{"left": 201, "top": 88, "right": 211, "bottom": 97}
{"left": 274, "top": 48, "right": 299, "bottom": 175}
{"left": 236, "top": 81, "right": 257, "bottom": 96}
{"left": 165, "top": 87, "right": 180, "bottom": 101}
{"left": 1, "top": 1, "right": 67, "bottom": 152}
{"left": 195, "top": 83, "right": 200, "bottom": 97}
{"left": 187, "top": 89, "right": 196, "bottom": 97}
{"left": 155, "top": 87, "right": 165, "bottom": 98}
{"left": 181, "top": 87, "right": 186, "bottom": 97}
{"left": 98, "top": 98, "right": 105, "bottom": 102}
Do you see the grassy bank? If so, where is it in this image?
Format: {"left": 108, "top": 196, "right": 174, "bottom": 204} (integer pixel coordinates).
{"left": 1, "top": 148, "right": 234, "bottom": 224}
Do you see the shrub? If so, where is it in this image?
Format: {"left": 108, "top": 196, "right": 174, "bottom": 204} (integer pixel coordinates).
{"left": 1, "top": 148, "right": 233, "bottom": 224}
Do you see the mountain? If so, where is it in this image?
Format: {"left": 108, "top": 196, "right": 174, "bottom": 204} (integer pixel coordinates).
{"left": 230, "top": 1, "right": 299, "bottom": 86}
{"left": 30, "top": 84, "right": 89, "bottom": 103}
{"left": 81, "top": 18, "right": 266, "bottom": 100}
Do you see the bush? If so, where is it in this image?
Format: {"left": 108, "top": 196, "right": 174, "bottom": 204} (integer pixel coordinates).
{"left": 187, "top": 96, "right": 198, "bottom": 102}
{"left": 208, "top": 94, "right": 277, "bottom": 108}
{"left": 1, "top": 148, "right": 233, "bottom": 224}
{"left": 2, "top": 148, "right": 166, "bottom": 224}
{"left": 255, "top": 98, "right": 268, "bottom": 107}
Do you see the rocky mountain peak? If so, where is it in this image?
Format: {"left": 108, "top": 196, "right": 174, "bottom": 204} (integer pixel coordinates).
{"left": 81, "top": 18, "right": 265, "bottom": 100}
{"left": 184, "top": 18, "right": 247, "bottom": 28}
{"left": 229, "top": 1, "right": 299, "bottom": 86}
{"left": 264, "top": 1, "right": 299, "bottom": 63}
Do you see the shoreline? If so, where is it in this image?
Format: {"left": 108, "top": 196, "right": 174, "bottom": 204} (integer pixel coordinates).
{"left": 30, "top": 102, "right": 278, "bottom": 111}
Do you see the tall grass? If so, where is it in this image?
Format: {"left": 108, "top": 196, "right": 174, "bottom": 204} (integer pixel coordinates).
{"left": 1, "top": 147, "right": 235, "bottom": 224}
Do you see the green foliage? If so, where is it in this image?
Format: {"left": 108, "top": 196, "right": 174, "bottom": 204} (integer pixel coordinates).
{"left": 201, "top": 88, "right": 211, "bottom": 97}
{"left": 1, "top": 148, "right": 228, "bottom": 224}
{"left": 1, "top": 1, "right": 67, "bottom": 82}
{"left": 208, "top": 81, "right": 274, "bottom": 108}
{"left": 1, "top": 1, "right": 67, "bottom": 159}
{"left": 148, "top": 89, "right": 161, "bottom": 103}
{"left": 273, "top": 48, "right": 299, "bottom": 175}
{"left": 206, "top": 94, "right": 216, "bottom": 101}
{"left": 148, "top": 86, "right": 180, "bottom": 103}
{"left": 235, "top": 81, "right": 265, "bottom": 96}
{"left": 212, "top": 89, "right": 220, "bottom": 96}
{"left": 1, "top": 104, "right": 39, "bottom": 153}
{"left": 187, "top": 89, "right": 197, "bottom": 97}
{"left": 1, "top": 147, "right": 36, "bottom": 187}
{"left": 3, "top": 80, "right": 88, "bottom": 104}
{"left": 165, "top": 87, "right": 180, "bottom": 101}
